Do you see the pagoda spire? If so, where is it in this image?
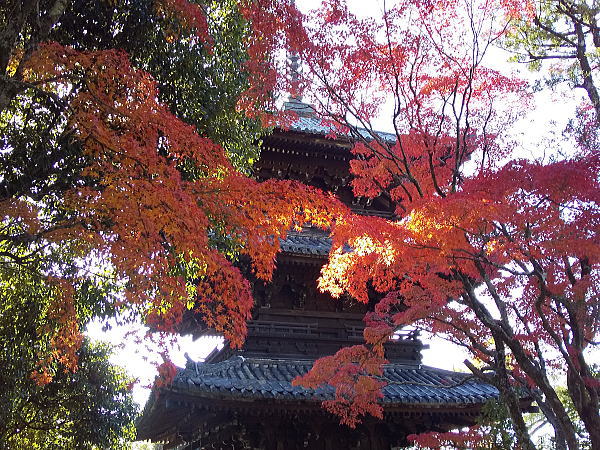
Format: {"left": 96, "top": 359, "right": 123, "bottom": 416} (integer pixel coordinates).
{"left": 288, "top": 0, "right": 302, "bottom": 102}
{"left": 288, "top": 51, "right": 301, "bottom": 101}
{"left": 284, "top": 0, "right": 316, "bottom": 117}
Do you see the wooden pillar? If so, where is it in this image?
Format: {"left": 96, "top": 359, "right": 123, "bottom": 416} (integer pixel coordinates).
{"left": 367, "top": 423, "right": 391, "bottom": 450}
{"left": 262, "top": 421, "right": 279, "bottom": 450}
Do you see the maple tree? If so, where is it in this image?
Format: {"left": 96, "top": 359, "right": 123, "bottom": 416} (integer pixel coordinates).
{"left": 49, "top": 0, "right": 268, "bottom": 169}
{"left": 282, "top": 1, "right": 599, "bottom": 449}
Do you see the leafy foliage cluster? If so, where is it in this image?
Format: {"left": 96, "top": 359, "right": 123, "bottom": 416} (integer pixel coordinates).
{"left": 51, "top": 0, "right": 266, "bottom": 170}
{"left": 0, "top": 258, "right": 137, "bottom": 448}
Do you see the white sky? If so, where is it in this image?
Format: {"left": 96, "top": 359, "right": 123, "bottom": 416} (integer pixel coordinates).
{"left": 87, "top": 0, "right": 593, "bottom": 412}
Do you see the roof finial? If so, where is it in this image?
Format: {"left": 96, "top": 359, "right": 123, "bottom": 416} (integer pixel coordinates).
{"left": 288, "top": 0, "right": 301, "bottom": 102}
{"left": 289, "top": 52, "right": 301, "bottom": 98}
{"left": 284, "top": 0, "right": 316, "bottom": 116}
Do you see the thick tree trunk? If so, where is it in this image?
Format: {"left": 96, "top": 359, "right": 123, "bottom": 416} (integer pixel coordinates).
{"left": 537, "top": 400, "right": 567, "bottom": 450}
{"left": 462, "top": 275, "right": 582, "bottom": 450}
{"left": 568, "top": 367, "right": 600, "bottom": 450}
{"left": 574, "top": 21, "right": 600, "bottom": 122}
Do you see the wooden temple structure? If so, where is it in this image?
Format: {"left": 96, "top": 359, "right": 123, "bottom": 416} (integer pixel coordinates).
{"left": 136, "top": 99, "right": 501, "bottom": 449}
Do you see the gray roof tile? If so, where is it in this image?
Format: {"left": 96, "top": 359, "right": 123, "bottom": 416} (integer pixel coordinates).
{"left": 289, "top": 116, "right": 397, "bottom": 144}
{"left": 175, "top": 356, "right": 498, "bottom": 406}
{"left": 279, "top": 229, "right": 333, "bottom": 256}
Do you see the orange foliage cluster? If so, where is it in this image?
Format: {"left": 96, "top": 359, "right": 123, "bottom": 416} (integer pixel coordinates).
{"left": 155, "top": 360, "right": 178, "bottom": 389}
{"left": 14, "top": 0, "right": 348, "bottom": 383}
{"left": 324, "top": 152, "right": 600, "bottom": 346}
{"left": 310, "top": 152, "right": 600, "bottom": 434}
{"left": 31, "top": 279, "right": 84, "bottom": 385}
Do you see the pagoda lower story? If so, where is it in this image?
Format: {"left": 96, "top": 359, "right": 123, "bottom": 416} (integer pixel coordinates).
{"left": 136, "top": 231, "right": 503, "bottom": 449}
{"left": 137, "top": 354, "right": 499, "bottom": 449}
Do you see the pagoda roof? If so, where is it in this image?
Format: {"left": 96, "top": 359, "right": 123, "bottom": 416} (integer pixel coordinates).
{"left": 137, "top": 356, "right": 500, "bottom": 441}
{"left": 151, "top": 356, "right": 498, "bottom": 408}
{"left": 137, "top": 356, "right": 503, "bottom": 445}
{"left": 281, "top": 99, "right": 397, "bottom": 144}
{"left": 286, "top": 115, "right": 397, "bottom": 144}
{"left": 279, "top": 229, "right": 333, "bottom": 257}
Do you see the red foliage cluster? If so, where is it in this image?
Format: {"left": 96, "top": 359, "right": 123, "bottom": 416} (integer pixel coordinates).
{"left": 155, "top": 360, "right": 178, "bottom": 389}
{"left": 408, "top": 426, "right": 487, "bottom": 449}
{"left": 31, "top": 278, "right": 84, "bottom": 385}
{"left": 293, "top": 345, "right": 387, "bottom": 427}
{"left": 314, "top": 152, "right": 599, "bottom": 430}
{"left": 155, "top": 0, "right": 211, "bottom": 43}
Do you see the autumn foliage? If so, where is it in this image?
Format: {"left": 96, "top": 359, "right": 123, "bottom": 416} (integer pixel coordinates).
{"left": 1, "top": 0, "right": 345, "bottom": 385}
{"left": 293, "top": 344, "right": 387, "bottom": 427}
{"left": 280, "top": 0, "right": 599, "bottom": 448}
{"left": 1, "top": 0, "right": 599, "bottom": 448}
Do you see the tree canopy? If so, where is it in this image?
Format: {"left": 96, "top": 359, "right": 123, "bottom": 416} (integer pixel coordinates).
{"left": 503, "top": 0, "right": 600, "bottom": 120}
{"left": 1, "top": 0, "right": 341, "bottom": 381}
{"left": 0, "top": 0, "right": 342, "bottom": 446}
{"left": 0, "top": 258, "right": 137, "bottom": 448}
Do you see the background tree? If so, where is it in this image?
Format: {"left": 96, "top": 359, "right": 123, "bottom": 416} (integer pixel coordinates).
{"left": 0, "top": 257, "right": 137, "bottom": 448}
{"left": 50, "top": 0, "right": 266, "bottom": 169}
{"left": 503, "top": 0, "right": 600, "bottom": 121}
{"left": 0, "top": 340, "right": 137, "bottom": 449}
{"left": 411, "top": 383, "right": 597, "bottom": 449}
{"left": 284, "top": 1, "right": 599, "bottom": 448}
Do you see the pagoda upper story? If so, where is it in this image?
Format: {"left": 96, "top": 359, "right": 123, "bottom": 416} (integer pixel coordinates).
{"left": 258, "top": 98, "right": 396, "bottom": 218}
{"left": 203, "top": 99, "right": 423, "bottom": 366}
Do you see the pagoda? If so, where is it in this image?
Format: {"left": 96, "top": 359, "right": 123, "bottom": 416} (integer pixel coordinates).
{"left": 136, "top": 99, "right": 502, "bottom": 449}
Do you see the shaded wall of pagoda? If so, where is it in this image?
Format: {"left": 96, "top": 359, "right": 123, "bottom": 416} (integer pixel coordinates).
{"left": 203, "top": 129, "right": 423, "bottom": 365}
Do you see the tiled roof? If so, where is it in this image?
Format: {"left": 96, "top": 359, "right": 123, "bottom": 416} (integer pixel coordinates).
{"left": 174, "top": 356, "right": 498, "bottom": 406}
{"left": 289, "top": 116, "right": 397, "bottom": 144}
{"left": 279, "top": 230, "right": 332, "bottom": 256}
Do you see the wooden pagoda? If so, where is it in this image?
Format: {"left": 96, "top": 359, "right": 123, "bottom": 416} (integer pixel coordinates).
{"left": 136, "top": 100, "right": 501, "bottom": 449}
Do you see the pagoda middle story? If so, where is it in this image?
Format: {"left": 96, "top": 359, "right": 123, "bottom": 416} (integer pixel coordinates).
{"left": 137, "top": 102, "right": 503, "bottom": 449}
